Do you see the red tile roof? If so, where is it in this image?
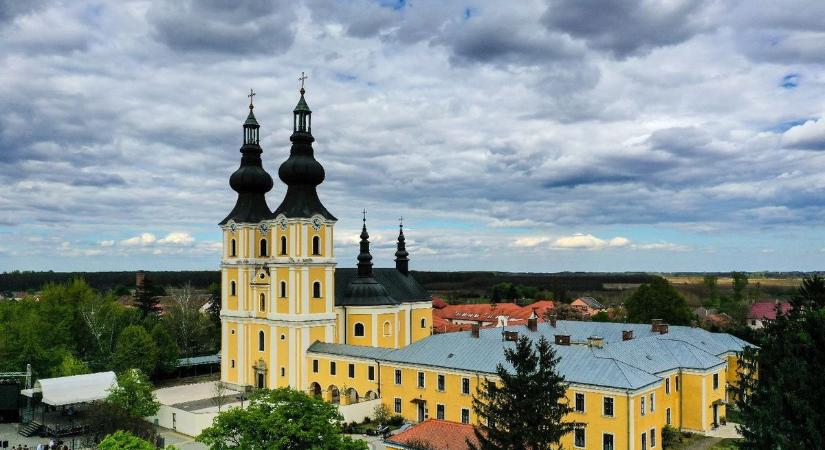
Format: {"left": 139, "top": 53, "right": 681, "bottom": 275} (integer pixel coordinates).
{"left": 385, "top": 419, "right": 480, "bottom": 450}
{"left": 748, "top": 301, "right": 791, "bottom": 320}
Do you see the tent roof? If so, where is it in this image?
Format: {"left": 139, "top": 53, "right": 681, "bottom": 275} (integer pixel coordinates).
{"left": 29, "top": 371, "right": 117, "bottom": 406}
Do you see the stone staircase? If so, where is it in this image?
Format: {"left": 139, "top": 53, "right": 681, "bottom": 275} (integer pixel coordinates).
{"left": 19, "top": 421, "right": 42, "bottom": 437}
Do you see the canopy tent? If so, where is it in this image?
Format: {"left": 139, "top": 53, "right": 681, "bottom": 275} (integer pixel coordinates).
{"left": 21, "top": 371, "right": 117, "bottom": 406}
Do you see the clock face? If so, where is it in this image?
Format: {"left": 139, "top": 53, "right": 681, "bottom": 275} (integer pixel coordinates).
{"left": 279, "top": 218, "right": 288, "bottom": 231}
{"left": 311, "top": 217, "right": 322, "bottom": 231}
{"left": 259, "top": 223, "right": 269, "bottom": 233}
{"left": 228, "top": 221, "right": 237, "bottom": 232}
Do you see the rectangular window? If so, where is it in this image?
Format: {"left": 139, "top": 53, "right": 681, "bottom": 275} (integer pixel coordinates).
{"left": 650, "top": 393, "right": 655, "bottom": 412}
{"left": 330, "top": 361, "right": 336, "bottom": 376}
{"left": 675, "top": 375, "right": 680, "bottom": 391}
{"left": 603, "top": 397, "right": 614, "bottom": 417}
{"left": 395, "top": 369, "right": 402, "bottom": 385}
{"left": 713, "top": 373, "right": 719, "bottom": 390}
{"left": 436, "top": 404, "right": 445, "bottom": 420}
{"left": 417, "top": 371, "right": 425, "bottom": 388}
{"left": 641, "top": 432, "right": 647, "bottom": 450}
{"left": 368, "top": 366, "right": 375, "bottom": 381}
{"left": 574, "top": 428, "right": 585, "bottom": 448}
{"left": 461, "top": 408, "right": 470, "bottom": 424}
{"left": 437, "top": 374, "right": 445, "bottom": 391}
{"left": 665, "top": 378, "right": 670, "bottom": 394}
{"left": 461, "top": 377, "right": 470, "bottom": 395}
{"left": 650, "top": 428, "right": 656, "bottom": 448}
{"left": 575, "top": 393, "right": 585, "bottom": 413}
{"left": 231, "top": 360, "right": 235, "bottom": 368}
{"left": 603, "top": 433, "right": 614, "bottom": 450}
{"left": 394, "top": 398, "right": 402, "bottom": 414}
{"left": 666, "top": 408, "right": 671, "bottom": 425}
{"left": 312, "top": 359, "right": 318, "bottom": 373}
{"left": 348, "top": 363, "right": 355, "bottom": 378}
{"left": 640, "top": 396, "right": 646, "bottom": 416}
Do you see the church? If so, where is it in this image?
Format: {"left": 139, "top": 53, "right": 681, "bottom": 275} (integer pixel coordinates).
{"left": 219, "top": 85, "right": 432, "bottom": 392}
{"left": 218, "top": 83, "right": 753, "bottom": 450}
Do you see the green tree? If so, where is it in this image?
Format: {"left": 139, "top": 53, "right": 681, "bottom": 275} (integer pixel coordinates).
{"left": 792, "top": 273, "right": 825, "bottom": 310}
{"left": 470, "top": 335, "right": 580, "bottom": 450}
{"left": 164, "top": 284, "right": 218, "bottom": 357}
{"left": 197, "top": 388, "right": 368, "bottom": 450}
{"left": 703, "top": 275, "right": 719, "bottom": 306}
{"left": 625, "top": 277, "right": 693, "bottom": 325}
{"left": 548, "top": 303, "right": 589, "bottom": 321}
{"left": 113, "top": 325, "right": 158, "bottom": 376}
{"left": 731, "top": 272, "right": 749, "bottom": 303}
{"left": 98, "top": 431, "right": 155, "bottom": 450}
{"left": 373, "top": 402, "right": 392, "bottom": 426}
{"left": 106, "top": 369, "right": 160, "bottom": 418}
{"left": 53, "top": 353, "right": 90, "bottom": 377}
{"left": 151, "top": 324, "right": 179, "bottom": 376}
{"left": 591, "top": 311, "right": 611, "bottom": 322}
{"left": 133, "top": 272, "right": 162, "bottom": 318}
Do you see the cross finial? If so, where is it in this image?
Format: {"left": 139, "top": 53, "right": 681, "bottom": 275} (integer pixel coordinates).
{"left": 398, "top": 216, "right": 404, "bottom": 229}
{"left": 299, "top": 72, "right": 308, "bottom": 94}
{"left": 248, "top": 89, "right": 256, "bottom": 109}
{"left": 362, "top": 209, "right": 367, "bottom": 223}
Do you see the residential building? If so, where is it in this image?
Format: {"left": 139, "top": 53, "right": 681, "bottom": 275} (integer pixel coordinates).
{"left": 747, "top": 301, "right": 791, "bottom": 329}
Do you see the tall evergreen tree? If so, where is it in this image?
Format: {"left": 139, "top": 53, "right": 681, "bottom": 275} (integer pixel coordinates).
{"left": 735, "top": 274, "right": 825, "bottom": 449}
{"left": 133, "top": 272, "right": 161, "bottom": 318}
{"left": 625, "top": 277, "right": 693, "bottom": 325}
{"left": 470, "top": 335, "right": 581, "bottom": 450}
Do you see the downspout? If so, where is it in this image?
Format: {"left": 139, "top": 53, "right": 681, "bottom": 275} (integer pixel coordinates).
{"left": 679, "top": 370, "right": 683, "bottom": 430}
{"left": 627, "top": 390, "right": 633, "bottom": 450}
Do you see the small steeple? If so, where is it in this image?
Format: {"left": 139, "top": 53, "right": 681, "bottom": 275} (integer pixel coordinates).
{"left": 395, "top": 217, "right": 410, "bottom": 275}
{"left": 220, "top": 90, "right": 274, "bottom": 225}
{"left": 357, "top": 210, "right": 374, "bottom": 277}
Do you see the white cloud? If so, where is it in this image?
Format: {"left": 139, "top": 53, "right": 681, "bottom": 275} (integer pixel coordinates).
{"left": 158, "top": 232, "right": 195, "bottom": 245}
{"left": 634, "top": 242, "right": 691, "bottom": 252}
{"left": 513, "top": 236, "right": 553, "bottom": 248}
{"left": 782, "top": 118, "right": 825, "bottom": 150}
{"left": 98, "top": 240, "right": 115, "bottom": 247}
{"left": 120, "top": 233, "right": 157, "bottom": 247}
{"left": 552, "top": 233, "right": 631, "bottom": 250}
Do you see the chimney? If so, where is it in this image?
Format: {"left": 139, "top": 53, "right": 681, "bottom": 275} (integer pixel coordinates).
{"left": 503, "top": 331, "right": 519, "bottom": 342}
{"left": 622, "top": 330, "right": 634, "bottom": 341}
{"left": 548, "top": 314, "right": 557, "bottom": 328}
{"left": 651, "top": 318, "right": 663, "bottom": 332}
{"left": 587, "top": 336, "right": 604, "bottom": 348}
{"left": 471, "top": 323, "right": 480, "bottom": 338}
{"left": 658, "top": 323, "right": 669, "bottom": 334}
{"left": 554, "top": 334, "right": 570, "bottom": 346}
{"left": 527, "top": 308, "right": 538, "bottom": 332}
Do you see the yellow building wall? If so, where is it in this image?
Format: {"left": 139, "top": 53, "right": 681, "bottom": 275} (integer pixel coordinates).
{"left": 377, "top": 312, "right": 397, "bottom": 348}
{"left": 275, "top": 326, "right": 289, "bottom": 388}
{"left": 561, "top": 389, "right": 631, "bottom": 450}
{"left": 309, "top": 267, "right": 327, "bottom": 314}
{"left": 224, "top": 321, "right": 238, "bottom": 384}
{"left": 398, "top": 310, "right": 407, "bottom": 346}
{"left": 275, "top": 225, "right": 290, "bottom": 256}
{"left": 307, "top": 355, "right": 380, "bottom": 404}
{"left": 348, "top": 313, "right": 374, "bottom": 347}
{"left": 378, "top": 365, "right": 480, "bottom": 423}
{"left": 225, "top": 267, "right": 238, "bottom": 310}
{"left": 411, "top": 307, "right": 432, "bottom": 343}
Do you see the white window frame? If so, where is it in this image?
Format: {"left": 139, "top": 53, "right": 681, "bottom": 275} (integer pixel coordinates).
{"left": 354, "top": 322, "right": 365, "bottom": 337}
{"left": 602, "top": 432, "right": 615, "bottom": 450}
{"left": 665, "top": 378, "right": 670, "bottom": 395}
{"left": 461, "top": 377, "right": 470, "bottom": 395}
{"left": 574, "top": 392, "right": 585, "bottom": 413}
{"left": 574, "top": 428, "right": 586, "bottom": 449}
{"left": 650, "top": 428, "right": 656, "bottom": 448}
{"left": 348, "top": 363, "right": 355, "bottom": 379}
{"left": 666, "top": 407, "right": 671, "bottom": 425}
{"left": 436, "top": 403, "right": 445, "bottom": 420}
{"left": 461, "top": 408, "right": 470, "bottom": 424}
{"left": 603, "top": 396, "right": 614, "bottom": 417}
{"left": 437, "top": 374, "right": 445, "bottom": 392}
{"left": 395, "top": 369, "right": 402, "bottom": 385}
{"left": 417, "top": 371, "right": 425, "bottom": 388}
{"left": 641, "top": 396, "right": 646, "bottom": 416}
{"left": 394, "top": 397, "right": 402, "bottom": 414}
{"left": 650, "top": 392, "right": 655, "bottom": 412}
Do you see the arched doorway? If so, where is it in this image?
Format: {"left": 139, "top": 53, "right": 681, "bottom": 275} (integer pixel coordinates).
{"left": 253, "top": 359, "right": 267, "bottom": 389}
{"left": 328, "top": 385, "right": 340, "bottom": 404}
{"left": 345, "top": 387, "right": 359, "bottom": 405}
{"left": 364, "top": 390, "right": 378, "bottom": 401}
{"left": 309, "top": 382, "right": 322, "bottom": 398}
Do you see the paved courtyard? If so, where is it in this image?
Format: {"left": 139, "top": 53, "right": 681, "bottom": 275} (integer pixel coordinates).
{"left": 0, "top": 423, "right": 88, "bottom": 449}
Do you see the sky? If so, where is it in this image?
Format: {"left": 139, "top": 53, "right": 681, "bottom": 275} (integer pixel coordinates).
{"left": 1, "top": 0, "right": 825, "bottom": 273}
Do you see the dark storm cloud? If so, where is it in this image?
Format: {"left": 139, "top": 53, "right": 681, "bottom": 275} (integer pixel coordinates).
{"left": 542, "top": 0, "right": 722, "bottom": 58}
{"left": 147, "top": 0, "right": 297, "bottom": 55}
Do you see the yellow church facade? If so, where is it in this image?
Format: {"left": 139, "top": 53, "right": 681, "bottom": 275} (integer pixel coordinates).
{"left": 219, "top": 86, "right": 752, "bottom": 450}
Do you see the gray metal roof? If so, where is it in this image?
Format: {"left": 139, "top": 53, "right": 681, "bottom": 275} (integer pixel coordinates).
{"left": 306, "top": 321, "right": 754, "bottom": 391}
{"left": 335, "top": 268, "right": 430, "bottom": 306}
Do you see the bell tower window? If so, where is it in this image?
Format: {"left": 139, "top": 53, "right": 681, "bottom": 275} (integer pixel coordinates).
{"left": 260, "top": 238, "right": 268, "bottom": 257}
{"left": 230, "top": 239, "right": 236, "bottom": 257}
{"left": 354, "top": 323, "right": 365, "bottom": 337}
{"left": 259, "top": 293, "right": 265, "bottom": 312}
{"left": 230, "top": 281, "right": 236, "bottom": 296}
{"left": 313, "top": 281, "right": 322, "bottom": 298}
{"left": 312, "top": 236, "right": 321, "bottom": 255}
{"left": 280, "top": 281, "right": 287, "bottom": 298}
{"left": 280, "top": 236, "right": 287, "bottom": 255}
{"left": 258, "top": 330, "right": 265, "bottom": 351}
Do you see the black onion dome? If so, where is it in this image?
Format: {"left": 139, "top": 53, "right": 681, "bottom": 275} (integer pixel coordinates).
{"left": 342, "top": 218, "right": 399, "bottom": 306}
{"left": 220, "top": 102, "right": 274, "bottom": 225}
{"left": 272, "top": 88, "right": 335, "bottom": 220}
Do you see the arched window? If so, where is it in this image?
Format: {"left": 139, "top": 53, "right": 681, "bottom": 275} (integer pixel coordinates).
{"left": 420, "top": 318, "right": 427, "bottom": 329}
{"left": 280, "top": 281, "right": 287, "bottom": 298}
{"left": 280, "top": 236, "right": 287, "bottom": 255}
{"left": 260, "top": 239, "right": 268, "bottom": 257}
{"left": 259, "top": 293, "right": 265, "bottom": 311}
{"left": 230, "top": 239, "right": 236, "bottom": 256}
{"left": 312, "top": 236, "right": 321, "bottom": 255}
{"left": 313, "top": 281, "right": 322, "bottom": 298}
{"left": 354, "top": 323, "right": 365, "bottom": 337}
{"left": 383, "top": 321, "right": 391, "bottom": 336}
{"left": 258, "top": 330, "right": 265, "bottom": 351}
{"left": 230, "top": 281, "right": 236, "bottom": 296}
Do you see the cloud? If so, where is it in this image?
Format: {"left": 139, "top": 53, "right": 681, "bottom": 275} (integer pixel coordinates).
{"left": 121, "top": 233, "right": 157, "bottom": 247}
{"left": 782, "top": 118, "right": 825, "bottom": 150}
{"left": 157, "top": 232, "right": 195, "bottom": 245}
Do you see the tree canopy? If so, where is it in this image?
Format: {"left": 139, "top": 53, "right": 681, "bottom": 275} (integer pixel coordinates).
{"left": 98, "top": 431, "right": 155, "bottom": 450}
{"left": 471, "top": 335, "right": 580, "bottom": 450}
{"left": 735, "top": 274, "right": 825, "bottom": 449}
{"left": 106, "top": 369, "right": 160, "bottom": 418}
{"left": 197, "top": 388, "right": 368, "bottom": 450}
{"left": 625, "top": 277, "right": 693, "bottom": 325}
{"left": 114, "top": 325, "right": 158, "bottom": 375}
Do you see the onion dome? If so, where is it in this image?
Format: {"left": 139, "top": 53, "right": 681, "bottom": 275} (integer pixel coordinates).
{"left": 220, "top": 90, "right": 274, "bottom": 225}
{"left": 395, "top": 219, "right": 410, "bottom": 275}
{"left": 272, "top": 80, "right": 335, "bottom": 220}
{"left": 343, "top": 213, "right": 399, "bottom": 306}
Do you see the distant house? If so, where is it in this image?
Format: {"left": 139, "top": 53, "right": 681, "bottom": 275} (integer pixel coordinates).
{"left": 431, "top": 300, "right": 555, "bottom": 334}
{"left": 385, "top": 419, "right": 480, "bottom": 450}
{"left": 748, "top": 301, "right": 791, "bottom": 329}
{"left": 571, "top": 296, "right": 605, "bottom": 316}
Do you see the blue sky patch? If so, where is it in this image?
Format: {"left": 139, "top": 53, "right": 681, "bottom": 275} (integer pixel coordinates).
{"left": 781, "top": 73, "right": 800, "bottom": 89}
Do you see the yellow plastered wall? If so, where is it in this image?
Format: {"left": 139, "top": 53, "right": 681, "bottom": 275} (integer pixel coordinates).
{"left": 398, "top": 310, "right": 407, "bottom": 346}
{"left": 707, "top": 369, "right": 726, "bottom": 429}
{"left": 225, "top": 267, "right": 238, "bottom": 310}
{"left": 630, "top": 386, "right": 665, "bottom": 450}
{"left": 348, "top": 313, "right": 373, "bottom": 346}
{"left": 246, "top": 323, "right": 271, "bottom": 386}
{"left": 224, "top": 321, "right": 238, "bottom": 384}
{"left": 276, "top": 225, "right": 290, "bottom": 257}
{"left": 659, "top": 373, "right": 681, "bottom": 429}
{"left": 681, "top": 373, "right": 708, "bottom": 432}
{"left": 377, "top": 312, "right": 397, "bottom": 348}
{"left": 275, "top": 267, "right": 289, "bottom": 313}
{"left": 306, "top": 355, "right": 380, "bottom": 404}
{"left": 275, "top": 326, "right": 290, "bottom": 387}
{"left": 561, "top": 389, "right": 631, "bottom": 450}
{"left": 309, "top": 226, "right": 325, "bottom": 257}
{"left": 411, "top": 307, "right": 432, "bottom": 343}
{"left": 309, "top": 267, "right": 327, "bottom": 314}
{"left": 379, "top": 366, "right": 480, "bottom": 423}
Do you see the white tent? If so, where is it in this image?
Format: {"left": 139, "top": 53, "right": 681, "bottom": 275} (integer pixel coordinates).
{"left": 21, "top": 371, "right": 117, "bottom": 406}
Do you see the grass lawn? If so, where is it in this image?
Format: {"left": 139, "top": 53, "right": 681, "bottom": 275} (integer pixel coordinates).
{"left": 665, "top": 431, "right": 707, "bottom": 449}
{"left": 710, "top": 438, "right": 743, "bottom": 449}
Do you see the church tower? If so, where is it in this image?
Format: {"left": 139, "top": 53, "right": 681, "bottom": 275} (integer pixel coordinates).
{"left": 220, "top": 84, "right": 337, "bottom": 391}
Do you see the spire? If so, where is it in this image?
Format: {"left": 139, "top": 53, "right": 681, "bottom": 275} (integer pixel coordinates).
{"left": 357, "top": 210, "right": 373, "bottom": 277}
{"left": 395, "top": 217, "right": 410, "bottom": 275}
{"left": 273, "top": 74, "right": 335, "bottom": 220}
{"left": 220, "top": 90, "right": 274, "bottom": 225}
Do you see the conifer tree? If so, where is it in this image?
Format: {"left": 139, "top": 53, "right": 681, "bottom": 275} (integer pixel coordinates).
{"left": 133, "top": 272, "right": 161, "bottom": 317}
{"left": 470, "top": 335, "right": 581, "bottom": 450}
